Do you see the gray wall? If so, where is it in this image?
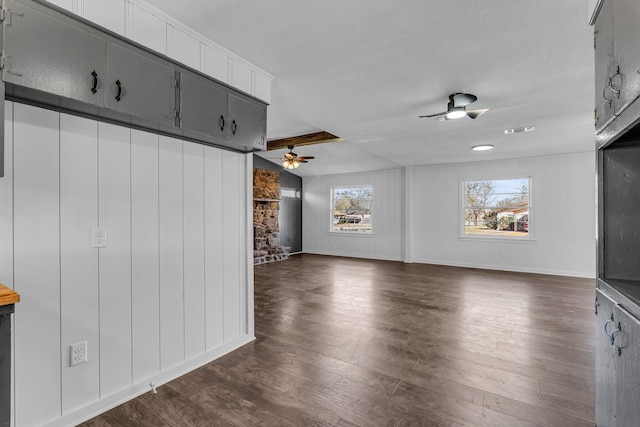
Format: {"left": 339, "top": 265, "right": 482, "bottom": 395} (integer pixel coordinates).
{"left": 254, "top": 155, "right": 302, "bottom": 252}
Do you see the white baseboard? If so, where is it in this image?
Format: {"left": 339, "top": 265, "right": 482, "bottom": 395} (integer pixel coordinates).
{"left": 302, "top": 251, "right": 595, "bottom": 279}
{"left": 302, "top": 250, "right": 403, "bottom": 262}
{"left": 46, "top": 334, "right": 255, "bottom": 427}
{"left": 410, "top": 257, "right": 596, "bottom": 279}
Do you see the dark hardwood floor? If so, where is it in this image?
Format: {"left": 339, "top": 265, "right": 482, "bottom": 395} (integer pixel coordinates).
{"left": 83, "top": 254, "right": 595, "bottom": 426}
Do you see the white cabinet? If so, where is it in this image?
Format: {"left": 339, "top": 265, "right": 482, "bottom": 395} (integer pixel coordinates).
{"left": 168, "top": 26, "right": 200, "bottom": 71}
{"left": 131, "top": 4, "right": 166, "bottom": 55}
{"left": 84, "top": 0, "right": 126, "bottom": 36}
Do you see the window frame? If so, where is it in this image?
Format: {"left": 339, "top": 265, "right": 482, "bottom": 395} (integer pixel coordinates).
{"left": 281, "top": 187, "right": 301, "bottom": 199}
{"left": 330, "top": 185, "right": 374, "bottom": 235}
{"left": 459, "top": 176, "right": 534, "bottom": 241}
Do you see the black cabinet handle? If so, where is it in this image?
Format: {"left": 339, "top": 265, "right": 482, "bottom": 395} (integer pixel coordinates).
{"left": 115, "top": 80, "right": 122, "bottom": 102}
{"left": 219, "top": 115, "right": 225, "bottom": 132}
{"left": 91, "top": 70, "right": 98, "bottom": 94}
{"left": 231, "top": 119, "right": 237, "bottom": 135}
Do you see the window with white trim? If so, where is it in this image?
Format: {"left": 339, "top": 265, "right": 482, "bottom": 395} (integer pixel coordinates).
{"left": 462, "top": 177, "right": 531, "bottom": 238}
{"left": 281, "top": 187, "right": 300, "bottom": 199}
{"left": 331, "top": 186, "right": 373, "bottom": 233}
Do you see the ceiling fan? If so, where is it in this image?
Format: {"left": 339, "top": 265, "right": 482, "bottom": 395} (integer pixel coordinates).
{"left": 419, "top": 93, "right": 489, "bottom": 120}
{"left": 281, "top": 145, "right": 315, "bottom": 169}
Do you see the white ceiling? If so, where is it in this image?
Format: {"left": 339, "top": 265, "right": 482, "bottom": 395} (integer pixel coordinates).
{"left": 145, "top": 0, "right": 596, "bottom": 177}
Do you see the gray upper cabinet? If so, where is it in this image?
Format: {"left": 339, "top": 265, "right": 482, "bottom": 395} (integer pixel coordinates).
{"left": 594, "top": 0, "right": 640, "bottom": 132}
{"left": 179, "top": 72, "right": 228, "bottom": 142}
{"left": 105, "top": 43, "right": 176, "bottom": 127}
{"left": 594, "top": 0, "right": 615, "bottom": 132}
{"left": 0, "top": 0, "right": 267, "bottom": 153}
{"left": 3, "top": 0, "right": 106, "bottom": 107}
{"left": 611, "top": 0, "right": 640, "bottom": 115}
{"left": 228, "top": 93, "right": 266, "bottom": 151}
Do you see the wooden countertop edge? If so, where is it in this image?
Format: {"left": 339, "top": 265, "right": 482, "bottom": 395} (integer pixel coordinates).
{"left": 0, "top": 284, "right": 20, "bottom": 306}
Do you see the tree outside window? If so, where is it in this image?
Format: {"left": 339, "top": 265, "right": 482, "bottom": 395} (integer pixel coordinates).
{"left": 331, "top": 186, "right": 373, "bottom": 233}
{"left": 463, "top": 178, "right": 530, "bottom": 238}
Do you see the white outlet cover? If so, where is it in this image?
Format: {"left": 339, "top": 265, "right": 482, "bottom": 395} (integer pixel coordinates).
{"left": 91, "top": 227, "right": 107, "bottom": 248}
{"left": 70, "top": 341, "right": 88, "bottom": 367}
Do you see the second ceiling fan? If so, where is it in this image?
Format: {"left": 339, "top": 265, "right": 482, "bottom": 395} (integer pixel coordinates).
{"left": 281, "top": 145, "right": 315, "bottom": 169}
{"left": 420, "top": 93, "right": 489, "bottom": 120}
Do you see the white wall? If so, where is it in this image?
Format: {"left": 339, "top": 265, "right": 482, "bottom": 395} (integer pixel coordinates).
{"left": 0, "top": 101, "right": 254, "bottom": 427}
{"left": 45, "top": 0, "right": 273, "bottom": 102}
{"left": 302, "top": 153, "right": 596, "bottom": 278}
{"left": 407, "top": 153, "right": 595, "bottom": 277}
{"left": 303, "top": 169, "right": 404, "bottom": 261}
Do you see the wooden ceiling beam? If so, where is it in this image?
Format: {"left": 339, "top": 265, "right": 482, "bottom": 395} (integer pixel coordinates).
{"left": 267, "top": 131, "right": 342, "bottom": 151}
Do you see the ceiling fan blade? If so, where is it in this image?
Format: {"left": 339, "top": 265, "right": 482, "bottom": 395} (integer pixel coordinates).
{"left": 419, "top": 111, "right": 448, "bottom": 118}
{"left": 296, "top": 159, "right": 309, "bottom": 163}
{"left": 466, "top": 108, "right": 489, "bottom": 119}
{"left": 451, "top": 93, "right": 477, "bottom": 108}
{"left": 298, "top": 156, "right": 315, "bottom": 160}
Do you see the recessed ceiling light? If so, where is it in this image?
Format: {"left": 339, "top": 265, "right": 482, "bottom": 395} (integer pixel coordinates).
{"left": 472, "top": 144, "right": 494, "bottom": 151}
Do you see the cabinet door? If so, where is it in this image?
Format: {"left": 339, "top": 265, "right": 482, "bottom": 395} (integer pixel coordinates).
{"left": 3, "top": 0, "right": 106, "bottom": 106}
{"left": 594, "top": 0, "right": 615, "bottom": 132}
{"left": 105, "top": 43, "right": 176, "bottom": 127}
{"left": 612, "top": 0, "right": 640, "bottom": 115}
{"left": 595, "top": 289, "right": 617, "bottom": 426}
{"left": 228, "top": 94, "right": 266, "bottom": 151}
{"left": 180, "top": 73, "right": 228, "bottom": 141}
{"left": 613, "top": 304, "right": 640, "bottom": 427}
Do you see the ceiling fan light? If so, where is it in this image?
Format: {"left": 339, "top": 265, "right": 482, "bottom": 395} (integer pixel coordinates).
{"left": 445, "top": 108, "right": 467, "bottom": 120}
{"left": 472, "top": 144, "right": 494, "bottom": 151}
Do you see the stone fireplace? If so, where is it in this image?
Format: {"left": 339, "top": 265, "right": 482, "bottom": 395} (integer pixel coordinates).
{"left": 253, "top": 168, "right": 290, "bottom": 264}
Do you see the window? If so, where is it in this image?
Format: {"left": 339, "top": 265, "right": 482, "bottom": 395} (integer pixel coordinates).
{"left": 462, "top": 177, "right": 531, "bottom": 238}
{"left": 281, "top": 187, "right": 300, "bottom": 199}
{"left": 331, "top": 186, "right": 373, "bottom": 233}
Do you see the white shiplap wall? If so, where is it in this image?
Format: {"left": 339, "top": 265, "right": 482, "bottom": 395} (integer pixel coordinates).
{"left": 0, "top": 101, "right": 254, "bottom": 427}
{"left": 302, "top": 169, "right": 404, "bottom": 261}
{"left": 45, "top": 0, "right": 273, "bottom": 103}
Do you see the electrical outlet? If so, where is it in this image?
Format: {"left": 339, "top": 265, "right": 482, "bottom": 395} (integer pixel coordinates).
{"left": 70, "top": 341, "right": 87, "bottom": 367}
{"left": 91, "top": 227, "right": 107, "bottom": 248}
